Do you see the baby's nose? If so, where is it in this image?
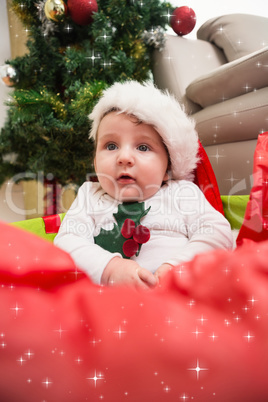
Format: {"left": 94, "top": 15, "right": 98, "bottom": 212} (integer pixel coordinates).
{"left": 117, "top": 148, "right": 135, "bottom": 165}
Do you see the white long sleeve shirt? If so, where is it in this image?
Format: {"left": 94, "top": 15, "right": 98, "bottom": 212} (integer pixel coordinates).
{"left": 54, "top": 180, "right": 233, "bottom": 284}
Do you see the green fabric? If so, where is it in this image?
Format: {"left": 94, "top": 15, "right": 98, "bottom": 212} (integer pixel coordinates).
{"left": 94, "top": 202, "right": 150, "bottom": 258}
{"left": 12, "top": 214, "right": 65, "bottom": 242}
{"left": 221, "top": 195, "right": 249, "bottom": 229}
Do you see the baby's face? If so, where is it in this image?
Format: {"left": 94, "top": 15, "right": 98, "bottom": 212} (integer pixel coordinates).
{"left": 94, "top": 112, "right": 169, "bottom": 202}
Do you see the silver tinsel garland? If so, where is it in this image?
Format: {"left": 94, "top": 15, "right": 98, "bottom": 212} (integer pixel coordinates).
{"left": 141, "top": 26, "right": 166, "bottom": 51}
{"left": 35, "top": 0, "right": 59, "bottom": 36}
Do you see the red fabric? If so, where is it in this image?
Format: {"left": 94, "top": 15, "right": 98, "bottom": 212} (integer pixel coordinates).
{"left": 42, "top": 214, "right": 62, "bottom": 234}
{"left": 194, "top": 141, "right": 225, "bottom": 215}
{"left": 1, "top": 221, "right": 268, "bottom": 401}
{"left": 236, "top": 132, "right": 268, "bottom": 246}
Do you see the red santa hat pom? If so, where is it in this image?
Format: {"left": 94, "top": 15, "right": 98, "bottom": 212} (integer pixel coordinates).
{"left": 171, "top": 6, "right": 196, "bottom": 36}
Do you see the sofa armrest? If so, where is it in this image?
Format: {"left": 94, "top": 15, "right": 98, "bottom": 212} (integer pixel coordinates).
{"left": 186, "top": 47, "right": 268, "bottom": 108}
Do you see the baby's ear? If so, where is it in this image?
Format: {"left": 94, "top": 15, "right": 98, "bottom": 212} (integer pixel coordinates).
{"left": 165, "top": 152, "right": 172, "bottom": 181}
{"left": 163, "top": 168, "right": 171, "bottom": 182}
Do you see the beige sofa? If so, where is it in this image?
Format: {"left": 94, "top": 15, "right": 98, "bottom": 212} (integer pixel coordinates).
{"left": 153, "top": 14, "right": 268, "bottom": 195}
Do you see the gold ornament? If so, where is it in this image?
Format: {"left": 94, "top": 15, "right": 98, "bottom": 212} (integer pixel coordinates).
{"left": 44, "top": 0, "right": 67, "bottom": 22}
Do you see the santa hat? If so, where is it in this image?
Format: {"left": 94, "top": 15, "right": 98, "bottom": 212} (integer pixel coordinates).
{"left": 89, "top": 81, "right": 199, "bottom": 181}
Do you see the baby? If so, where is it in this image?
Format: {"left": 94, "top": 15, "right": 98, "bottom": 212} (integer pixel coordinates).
{"left": 54, "top": 81, "right": 233, "bottom": 288}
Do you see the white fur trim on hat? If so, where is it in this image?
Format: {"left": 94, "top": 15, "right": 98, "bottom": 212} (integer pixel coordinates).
{"left": 89, "top": 81, "right": 199, "bottom": 181}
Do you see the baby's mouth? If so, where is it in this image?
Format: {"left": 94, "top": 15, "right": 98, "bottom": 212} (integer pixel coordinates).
{"left": 117, "top": 174, "right": 135, "bottom": 184}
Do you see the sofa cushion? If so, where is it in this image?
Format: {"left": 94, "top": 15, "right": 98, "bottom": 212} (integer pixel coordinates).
{"left": 197, "top": 14, "right": 268, "bottom": 62}
{"left": 186, "top": 47, "right": 268, "bottom": 108}
{"left": 192, "top": 87, "right": 268, "bottom": 146}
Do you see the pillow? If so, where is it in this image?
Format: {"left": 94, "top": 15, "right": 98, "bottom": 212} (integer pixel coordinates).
{"left": 186, "top": 47, "right": 268, "bottom": 108}
{"left": 197, "top": 14, "right": 268, "bottom": 61}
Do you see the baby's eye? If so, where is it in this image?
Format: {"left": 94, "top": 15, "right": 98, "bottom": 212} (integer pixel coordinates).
{"left": 138, "top": 144, "right": 150, "bottom": 152}
{"left": 106, "top": 143, "right": 117, "bottom": 151}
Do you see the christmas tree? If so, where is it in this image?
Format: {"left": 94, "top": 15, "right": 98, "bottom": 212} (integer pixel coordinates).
{"left": 0, "top": 0, "right": 172, "bottom": 214}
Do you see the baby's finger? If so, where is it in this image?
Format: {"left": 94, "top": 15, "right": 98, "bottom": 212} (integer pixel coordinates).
{"left": 137, "top": 267, "right": 158, "bottom": 287}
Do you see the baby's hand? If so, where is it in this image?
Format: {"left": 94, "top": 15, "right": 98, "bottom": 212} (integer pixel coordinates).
{"left": 154, "top": 263, "right": 173, "bottom": 283}
{"left": 101, "top": 257, "right": 158, "bottom": 289}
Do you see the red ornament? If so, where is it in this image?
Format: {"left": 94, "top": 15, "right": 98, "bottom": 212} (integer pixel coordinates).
{"left": 122, "top": 239, "right": 139, "bottom": 258}
{"left": 170, "top": 6, "right": 196, "bottom": 36}
{"left": 67, "top": 0, "right": 98, "bottom": 26}
{"left": 133, "top": 225, "right": 150, "bottom": 244}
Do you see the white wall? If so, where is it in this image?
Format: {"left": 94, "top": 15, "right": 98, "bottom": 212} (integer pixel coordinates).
{"left": 0, "top": 1, "right": 11, "bottom": 127}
